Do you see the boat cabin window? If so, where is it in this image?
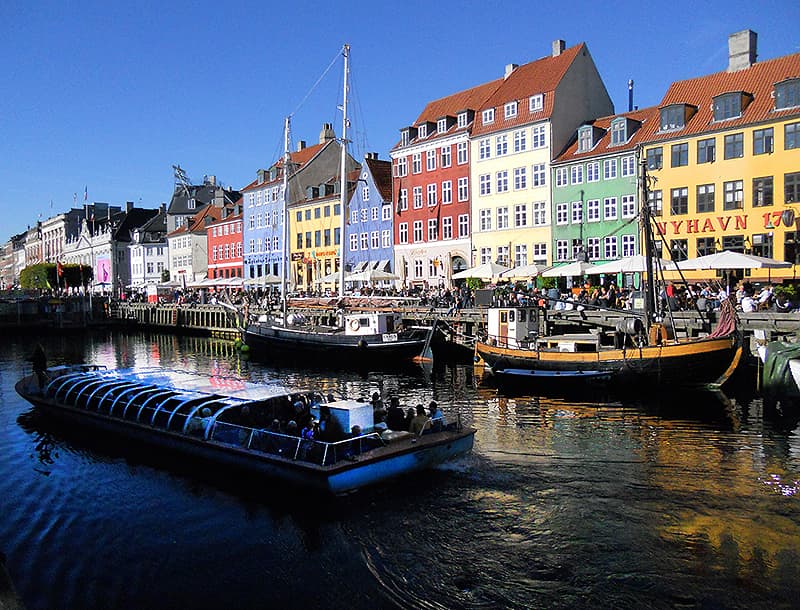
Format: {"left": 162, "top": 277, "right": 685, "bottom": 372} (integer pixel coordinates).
{"left": 500, "top": 311, "right": 508, "bottom": 323}
{"left": 508, "top": 310, "right": 515, "bottom": 322}
{"left": 518, "top": 310, "right": 526, "bottom": 322}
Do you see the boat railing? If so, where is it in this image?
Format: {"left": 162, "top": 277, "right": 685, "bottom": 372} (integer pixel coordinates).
{"left": 208, "top": 421, "right": 386, "bottom": 466}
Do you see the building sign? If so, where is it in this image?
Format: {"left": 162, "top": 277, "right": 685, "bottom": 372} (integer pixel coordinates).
{"left": 96, "top": 257, "right": 111, "bottom": 285}
{"left": 290, "top": 252, "right": 303, "bottom": 261}
{"left": 654, "top": 209, "right": 798, "bottom": 236}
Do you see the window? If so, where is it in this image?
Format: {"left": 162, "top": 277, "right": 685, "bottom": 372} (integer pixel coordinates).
{"left": 437, "top": 118, "right": 447, "bottom": 133}
{"left": 697, "top": 184, "right": 715, "bottom": 213}
{"left": 442, "top": 180, "right": 452, "bottom": 204}
{"left": 187, "top": 198, "right": 195, "bottom": 210}
{"left": 660, "top": 105, "right": 686, "bottom": 130}
{"left": 359, "top": 233, "right": 369, "bottom": 250}
{"left": 671, "top": 143, "right": 688, "bottom": 167}
{"left": 724, "top": 133, "right": 744, "bottom": 159}
{"left": 753, "top": 128, "right": 774, "bottom": 155}
{"left": 786, "top": 122, "right": 800, "bottom": 150}
{"left": 531, "top": 125, "right": 546, "bottom": 148}
{"left": 426, "top": 150, "right": 436, "bottom": 171}
{"left": 621, "top": 156, "right": 636, "bottom": 177}
{"left": 786, "top": 231, "right": 800, "bottom": 264}
{"left": 670, "top": 239, "right": 688, "bottom": 262}
{"left": 775, "top": 79, "right": 800, "bottom": 110}
{"left": 497, "top": 207, "right": 509, "bottom": 229}
{"left": 428, "top": 219, "right": 438, "bottom": 241}
{"left": 496, "top": 134, "right": 508, "bottom": 156}
{"left": 479, "top": 209, "right": 492, "bottom": 231}
{"left": 399, "top": 223, "right": 408, "bottom": 244}
{"left": 587, "top": 162, "right": 600, "bottom": 182}
{"left": 349, "top": 233, "right": 358, "bottom": 251}
{"left": 371, "top": 207, "right": 379, "bottom": 221}
{"left": 753, "top": 176, "right": 773, "bottom": 207}
{"left": 556, "top": 202, "right": 569, "bottom": 225}
{"left": 442, "top": 217, "right": 453, "bottom": 239}
{"left": 751, "top": 233, "right": 773, "bottom": 259}
{"left": 611, "top": 119, "right": 627, "bottom": 144}
{"left": 482, "top": 108, "right": 495, "bottom": 124}
{"left": 457, "top": 142, "right": 469, "bottom": 164}
{"left": 532, "top": 201, "right": 547, "bottom": 226}
{"left": 479, "top": 247, "right": 492, "bottom": 265}
{"left": 361, "top": 185, "right": 370, "bottom": 201}
{"left": 413, "top": 221, "right": 423, "bottom": 242}
{"left": 350, "top": 209, "right": 358, "bottom": 224}
{"left": 603, "top": 159, "right": 617, "bottom": 180}
{"left": 457, "top": 112, "right": 468, "bottom": 128}
{"left": 458, "top": 214, "right": 469, "bottom": 238}
{"left": 514, "top": 167, "right": 527, "bottom": 190}
{"left": 496, "top": 246, "right": 509, "bottom": 266}
{"left": 577, "top": 127, "right": 593, "bottom": 152}
{"left": 621, "top": 234, "right": 636, "bottom": 257}
{"left": 533, "top": 242, "right": 547, "bottom": 262}
{"left": 457, "top": 177, "right": 469, "bottom": 202}
{"left": 324, "top": 229, "right": 331, "bottom": 246}
{"left": 555, "top": 167, "right": 568, "bottom": 187}
{"left": 604, "top": 236, "right": 618, "bottom": 259}
{"left": 722, "top": 235, "right": 744, "bottom": 252}
{"left": 305, "top": 231, "right": 312, "bottom": 248}
{"left": 723, "top": 180, "right": 744, "bottom": 210}
{"left": 514, "top": 204, "right": 527, "bottom": 228}
{"left": 427, "top": 183, "right": 437, "bottom": 207}
{"left": 571, "top": 165, "right": 583, "bottom": 184}
{"left": 479, "top": 174, "right": 491, "bottom": 196}
{"left": 504, "top": 101, "right": 518, "bottom": 119}
{"left": 587, "top": 199, "right": 600, "bottom": 222}
{"left": 671, "top": 187, "right": 688, "bottom": 215}
{"left": 514, "top": 244, "right": 528, "bottom": 267}
{"left": 532, "top": 163, "right": 546, "bottom": 187}
{"left": 382, "top": 229, "right": 391, "bottom": 248}
{"left": 412, "top": 153, "right": 421, "bottom": 173}
{"left": 399, "top": 189, "right": 408, "bottom": 211}
{"left": 697, "top": 237, "right": 716, "bottom": 256}
{"left": 513, "top": 129, "right": 527, "bottom": 152}
{"left": 496, "top": 170, "right": 508, "bottom": 193}
{"left": 413, "top": 259, "right": 423, "bottom": 278}
{"left": 785, "top": 172, "right": 800, "bottom": 203}
{"left": 556, "top": 240, "right": 569, "bottom": 261}
{"left": 360, "top": 208, "right": 368, "bottom": 222}
{"left": 479, "top": 138, "right": 491, "bottom": 160}
{"left": 413, "top": 186, "right": 423, "bottom": 209}
{"left": 440, "top": 145, "right": 451, "bottom": 167}
{"left": 603, "top": 197, "right": 618, "bottom": 220}
{"left": 571, "top": 201, "right": 583, "bottom": 224}
{"left": 296, "top": 233, "right": 303, "bottom": 249}
{"left": 713, "top": 92, "right": 742, "bottom": 121}
{"left": 621, "top": 194, "right": 636, "bottom": 218}
{"left": 418, "top": 124, "right": 427, "bottom": 138}
{"left": 529, "top": 94, "right": 543, "bottom": 111}
{"left": 587, "top": 237, "right": 600, "bottom": 260}
{"left": 571, "top": 239, "right": 584, "bottom": 260}
{"left": 382, "top": 204, "right": 391, "bottom": 220}
{"left": 697, "top": 138, "right": 715, "bottom": 163}
{"left": 647, "top": 147, "right": 663, "bottom": 170}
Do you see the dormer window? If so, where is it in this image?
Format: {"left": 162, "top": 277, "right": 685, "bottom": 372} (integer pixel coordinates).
{"left": 187, "top": 198, "right": 196, "bottom": 210}
{"left": 610, "top": 119, "right": 627, "bottom": 144}
{"left": 418, "top": 124, "right": 428, "bottom": 138}
{"left": 504, "top": 101, "right": 518, "bottom": 119}
{"left": 482, "top": 108, "right": 495, "bottom": 125}
{"left": 529, "top": 94, "right": 544, "bottom": 112}
{"left": 712, "top": 92, "right": 749, "bottom": 121}
{"left": 577, "top": 126, "right": 593, "bottom": 152}
{"left": 775, "top": 78, "right": 800, "bottom": 110}
{"left": 437, "top": 118, "right": 447, "bottom": 133}
{"left": 401, "top": 129, "right": 410, "bottom": 146}
{"left": 457, "top": 112, "right": 468, "bottom": 128}
{"left": 660, "top": 105, "right": 686, "bottom": 131}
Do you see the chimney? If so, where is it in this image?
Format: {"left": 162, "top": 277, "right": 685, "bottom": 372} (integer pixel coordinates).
{"left": 552, "top": 40, "right": 566, "bottom": 57}
{"left": 205, "top": 175, "right": 216, "bottom": 186}
{"left": 319, "top": 123, "right": 335, "bottom": 144}
{"left": 296, "top": 140, "right": 306, "bottom": 151}
{"left": 728, "top": 29, "right": 757, "bottom": 72}
{"left": 159, "top": 203, "right": 166, "bottom": 214}
{"left": 628, "top": 79, "right": 634, "bottom": 112}
{"left": 504, "top": 63, "right": 518, "bottom": 79}
{"left": 126, "top": 201, "right": 134, "bottom": 213}
{"left": 364, "top": 152, "right": 378, "bottom": 160}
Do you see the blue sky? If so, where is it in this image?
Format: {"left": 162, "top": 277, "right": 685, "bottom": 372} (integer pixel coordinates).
{"left": 1, "top": 0, "right": 796, "bottom": 241}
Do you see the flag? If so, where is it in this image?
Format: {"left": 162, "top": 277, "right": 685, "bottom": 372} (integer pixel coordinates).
{"left": 84, "top": 186, "right": 88, "bottom": 202}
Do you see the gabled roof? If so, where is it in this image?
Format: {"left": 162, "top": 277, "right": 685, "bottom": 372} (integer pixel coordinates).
{"left": 645, "top": 51, "right": 800, "bottom": 142}
{"left": 136, "top": 210, "right": 167, "bottom": 243}
{"left": 363, "top": 157, "right": 393, "bottom": 201}
{"left": 554, "top": 106, "right": 659, "bottom": 163}
{"left": 167, "top": 202, "right": 233, "bottom": 237}
{"left": 112, "top": 207, "right": 159, "bottom": 242}
{"left": 241, "top": 141, "right": 329, "bottom": 193}
{"left": 472, "top": 44, "right": 585, "bottom": 136}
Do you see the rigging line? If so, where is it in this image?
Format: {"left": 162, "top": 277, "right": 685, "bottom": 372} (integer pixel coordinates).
{"left": 289, "top": 48, "right": 342, "bottom": 117}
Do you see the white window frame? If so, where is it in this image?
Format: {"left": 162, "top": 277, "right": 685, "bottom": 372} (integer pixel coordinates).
{"left": 603, "top": 197, "right": 618, "bottom": 221}
{"left": 587, "top": 199, "right": 600, "bottom": 222}
{"left": 482, "top": 108, "right": 495, "bottom": 124}
{"left": 529, "top": 94, "right": 544, "bottom": 112}
{"left": 504, "top": 101, "right": 518, "bottom": 119}
{"left": 457, "top": 177, "right": 469, "bottom": 202}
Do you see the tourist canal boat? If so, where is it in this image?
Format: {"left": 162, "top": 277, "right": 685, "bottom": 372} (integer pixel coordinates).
{"left": 15, "top": 366, "right": 475, "bottom": 495}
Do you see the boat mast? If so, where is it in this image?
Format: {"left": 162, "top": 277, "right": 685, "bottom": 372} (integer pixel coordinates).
{"left": 338, "top": 43, "right": 350, "bottom": 299}
{"left": 640, "top": 157, "right": 658, "bottom": 326}
{"left": 282, "top": 115, "right": 291, "bottom": 323}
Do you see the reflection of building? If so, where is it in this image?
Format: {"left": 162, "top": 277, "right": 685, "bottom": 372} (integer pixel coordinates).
{"left": 642, "top": 30, "right": 800, "bottom": 281}
{"left": 551, "top": 107, "right": 658, "bottom": 279}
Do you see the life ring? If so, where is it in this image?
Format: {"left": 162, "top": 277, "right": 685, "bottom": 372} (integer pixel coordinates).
{"left": 349, "top": 319, "right": 360, "bottom": 331}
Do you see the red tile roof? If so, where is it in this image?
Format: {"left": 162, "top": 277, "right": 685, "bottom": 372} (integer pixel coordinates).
{"left": 646, "top": 52, "right": 800, "bottom": 142}
{"left": 363, "top": 157, "right": 393, "bottom": 201}
{"left": 240, "top": 141, "right": 330, "bottom": 192}
{"left": 472, "top": 44, "right": 584, "bottom": 136}
{"left": 554, "top": 106, "right": 660, "bottom": 163}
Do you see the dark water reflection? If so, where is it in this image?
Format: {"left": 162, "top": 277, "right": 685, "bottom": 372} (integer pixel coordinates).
{"left": 2, "top": 331, "right": 800, "bottom": 609}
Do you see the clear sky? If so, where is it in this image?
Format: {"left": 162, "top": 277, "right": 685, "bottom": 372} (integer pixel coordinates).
{"left": 1, "top": 0, "right": 796, "bottom": 242}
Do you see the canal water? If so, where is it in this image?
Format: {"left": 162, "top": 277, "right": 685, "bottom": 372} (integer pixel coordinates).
{"left": 1, "top": 331, "right": 799, "bottom": 609}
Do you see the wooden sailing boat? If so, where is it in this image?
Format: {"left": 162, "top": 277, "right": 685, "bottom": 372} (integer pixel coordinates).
{"left": 243, "top": 45, "right": 433, "bottom": 364}
{"left": 474, "top": 159, "right": 743, "bottom": 389}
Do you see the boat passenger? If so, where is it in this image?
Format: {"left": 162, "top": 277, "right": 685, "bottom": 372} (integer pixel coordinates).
{"left": 404, "top": 407, "right": 416, "bottom": 431}
{"left": 317, "top": 405, "right": 344, "bottom": 442}
{"left": 28, "top": 344, "right": 47, "bottom": 390}
{"left": 386, "top": 397, "right": 406, "bottom": 431}
{"left": 286, "top": 420, "right": 298, "bottom": 436}
{"left": 428, "top": 401, "right": 445, "bottom": 432}
{"left": 409, "top": 404, "right": 430, "bottom": 436}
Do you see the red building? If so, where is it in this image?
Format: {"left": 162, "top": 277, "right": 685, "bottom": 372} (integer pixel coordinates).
{"left": 207, "top": 207, "right": 243, "bottom": 280}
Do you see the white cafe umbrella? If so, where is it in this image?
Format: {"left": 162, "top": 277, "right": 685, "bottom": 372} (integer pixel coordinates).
{"left": 541, "top": 260, "right": 600, "bottom": 277}
{"left": 314, "top": 271, "right": 342, "bottom": 285}
{"left": 500, "top": 263, "right": 549, "bottom": 279}
{"left": 676, "top": 250, "right": 792, "bottom": 270}
{"left": 346, "top": 268, "right": 399, "bottom": 282}
{"left": 452, "top": 261, "right": 510, "bottom": 280}
{"left": 589, "top": 255, "right": 677, "bottom": 275}
{"left": 244, "top": 274, "right": 282, "bottom": 286}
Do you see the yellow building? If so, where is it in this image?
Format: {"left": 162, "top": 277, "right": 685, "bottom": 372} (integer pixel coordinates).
{"left": 289, "top": 187, "right": 344, "bottom": 292}
{"left": 643, "top": 30, "right": 800, "bottom": 283}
